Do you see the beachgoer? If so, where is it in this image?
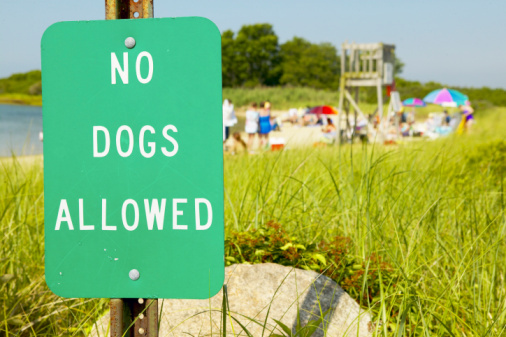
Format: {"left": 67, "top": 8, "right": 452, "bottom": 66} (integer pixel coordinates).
{"left": 322, "top": 117, "right": 336, "bottom": 133}
{"left": 443, "top": 110, "right": 451, "bottom": 125}
{"left": 300, "top": 113, "right": 318, "bottom": 126}
{"left": 287, "top": 108, "right": 298, "bottom": 124}
{"left": 399, "top": 106, "right": 407, "bottom": 123}
{"left": 230, "top": 132, "right": 247, "bottom": 155}
{"left": 245, "top": 102, "right": 259, "bottom": 150}
{"left": 424, "top": 113, "right": 438, "bottom": 139}
{"left": 400, "top": 122, "right": 410, "bottom": 137}
{"left": 320, "top": 118, "right": 337, "bottom": 144}
{"left": 258, "top": 101, "right": 271, "bottom": 148}
{"left": 464, "top": 108, "right": 475, "bottom": 132}
{"left": 356, "top": 117, "right": 368, "bottom": 142}
{"left": 457, "top": 105, "right": 475, "bottom": 134}
{"left": 223, "top": 99, "right": 237, "bottom": 142}
{"left": 270, "top": 115, "right": 282, "bottom": 131}
{"left": 425, "top": 113, "right": 436, "bottom": 132}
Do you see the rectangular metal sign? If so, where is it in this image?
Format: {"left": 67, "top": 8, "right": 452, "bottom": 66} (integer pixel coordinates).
{"left": 42, "top": 17, "right": 224, "bottom": 299}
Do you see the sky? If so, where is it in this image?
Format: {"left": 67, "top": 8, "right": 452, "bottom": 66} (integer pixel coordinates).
{"left": 1, "top": 0, "right": 505, "bottom": 89}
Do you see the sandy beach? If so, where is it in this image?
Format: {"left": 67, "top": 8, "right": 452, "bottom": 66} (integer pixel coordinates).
{"left": 230, "top": 109, "right": 323, "bottom": 149}
{"left": 0, "top": 154, "right": 43, "bottom": 166}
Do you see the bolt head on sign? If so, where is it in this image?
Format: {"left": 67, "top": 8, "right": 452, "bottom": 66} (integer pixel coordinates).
{"left": 41, "top": 18, "right": 224, "bottom": 299}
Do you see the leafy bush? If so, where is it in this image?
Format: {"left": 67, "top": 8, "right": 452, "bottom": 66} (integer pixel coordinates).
{"left": 0, "top": 70, "right": 41, "bottom": 95}
{"left": 225, "top": 221, "right": 395, "bottom": 304}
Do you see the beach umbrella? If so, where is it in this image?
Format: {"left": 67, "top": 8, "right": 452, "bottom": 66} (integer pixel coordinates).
{"left": 423, "top": 88, "right": 468, "bottom": 107}
{"left": 402, "top": 98, "right": 426, "bottom": 107}
{"left": 308, "top": 105, "right": 338, "bottom": 115}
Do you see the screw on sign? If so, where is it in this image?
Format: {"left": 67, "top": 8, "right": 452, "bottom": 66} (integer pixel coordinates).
{"left": 41, "top": 1, "right": 224, "bottom": 336}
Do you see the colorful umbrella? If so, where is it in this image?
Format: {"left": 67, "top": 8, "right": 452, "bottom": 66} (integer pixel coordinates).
{"left": 308, "top": 105, "right": 338, "bottom": 115}
{"left": 402, "top": 98, "right": 426, "bottom": 107}
{"left": 423, "top": 88, "right": 468, "bottom": 107}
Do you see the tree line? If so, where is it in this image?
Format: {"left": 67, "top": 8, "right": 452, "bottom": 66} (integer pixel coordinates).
{"left": 222, "top": 23, "right": 340, "bottom": 89}
{"left": 1, "top": 23, "right": 506, "bottom": 108}
{"left": 394, "top": 78, "right": 506, "bottom": 110}
{"left": 0, "top": 70, "right": 41, "bottom": 95}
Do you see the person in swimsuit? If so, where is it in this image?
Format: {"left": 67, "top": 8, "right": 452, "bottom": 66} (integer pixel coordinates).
{"left": 457, "top": 104, "right": 475, "bottom": 134}
{"left": 245, "top": 102, "right": 259, "bottom": 150}
{"left": 258, "top": 101, "right": 271, "bottom": 149}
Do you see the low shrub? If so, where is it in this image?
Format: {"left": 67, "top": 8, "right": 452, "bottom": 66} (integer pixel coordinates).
{"left": 225, "top": 221, "right": 396, "bottom": 305}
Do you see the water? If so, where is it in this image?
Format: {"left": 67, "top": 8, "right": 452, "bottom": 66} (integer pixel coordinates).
{"left": 0, "top": 104, "right": 43, "bottom": 157}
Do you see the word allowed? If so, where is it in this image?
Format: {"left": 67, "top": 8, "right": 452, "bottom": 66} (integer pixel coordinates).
{"left": 55, "top": 198, "right": 212, "bottom": 231}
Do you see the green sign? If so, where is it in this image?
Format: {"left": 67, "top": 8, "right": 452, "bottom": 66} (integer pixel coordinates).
{"left": 42, "top": 17, "right": 224, "bottom": 299}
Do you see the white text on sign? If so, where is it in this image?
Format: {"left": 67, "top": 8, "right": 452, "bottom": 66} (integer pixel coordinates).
{"left": 55, "top": 198, "right": 213, "bottom": 231}
{"left": 111, "top": 52, "right": 153, "bottom": 84}
{"left": 93, "top": 125, "right": 178, "bottom": 158}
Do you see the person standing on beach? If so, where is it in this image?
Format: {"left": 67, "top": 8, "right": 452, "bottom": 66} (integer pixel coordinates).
{"left": 245, "top": 102, "right": 259, "bottom": 150}
{"left": 443, "top": 110, "right": 451, "bottom": 125}
{"left": 223, "top": 99, "right": 237, "bottom": 142}
{"left": 258, "top": 101, "right": 272, "bottom": 149}
{"left": 457, "top": 104, "right": 475, "bottom": 134}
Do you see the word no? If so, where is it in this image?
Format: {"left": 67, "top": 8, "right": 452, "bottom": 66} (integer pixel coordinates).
{"left": 111, "top": 51, "right": 153, "bottom": 84}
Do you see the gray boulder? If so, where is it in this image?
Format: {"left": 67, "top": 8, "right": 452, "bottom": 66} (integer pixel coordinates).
{"left": 90, "top": 263, "right": 372, "bottom": 336}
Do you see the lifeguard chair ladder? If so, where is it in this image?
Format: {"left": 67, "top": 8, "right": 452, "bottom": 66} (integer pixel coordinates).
{"left": 337, "top": 42, "right": 396, "bottom": 143}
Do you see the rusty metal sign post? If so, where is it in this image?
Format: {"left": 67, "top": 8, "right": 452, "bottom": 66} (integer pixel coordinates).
{"left": 106, "top": 3, "right": 158, "bottom": 337}
{"left": 110, "top": 298, "right": 158, "bottom": 337}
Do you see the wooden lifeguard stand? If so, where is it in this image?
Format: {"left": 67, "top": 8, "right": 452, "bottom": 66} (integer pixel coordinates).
{"left": 337, "top": 42, "right": 396, "bottom": 143}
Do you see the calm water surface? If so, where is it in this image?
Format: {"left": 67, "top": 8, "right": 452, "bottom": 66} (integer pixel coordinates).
{"left": 0, "top": 104, "right": 43, "bottom": 157}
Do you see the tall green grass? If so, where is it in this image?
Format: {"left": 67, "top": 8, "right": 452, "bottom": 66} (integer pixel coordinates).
{"left": 1, "top": 108, "right": 505, "bottom": 336}
{"left": 0, "top": 157, "right": 106, "bottom": 336}
{"left": 222, "top": 107, "right": 506, "bottom": 335}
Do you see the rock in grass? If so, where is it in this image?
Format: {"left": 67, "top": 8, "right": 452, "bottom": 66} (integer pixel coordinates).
{"left": 89, "top": 263, "right": 372, "bottom": 337}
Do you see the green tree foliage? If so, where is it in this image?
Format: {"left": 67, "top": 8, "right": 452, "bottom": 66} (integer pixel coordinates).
{"left": 0, "top": 70, "right": 41, "bottom": 95}
{"left": 233, "top": 23, "right": 281, "bottom": 87}
{"left": 279, "top": 37, "right": 340, "bottom": 90}
{"left": 221, "top": 30, "right": 239, "bottom": 87}
{"left": 222, "top": 25, "right": 341, "bottom": 89}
